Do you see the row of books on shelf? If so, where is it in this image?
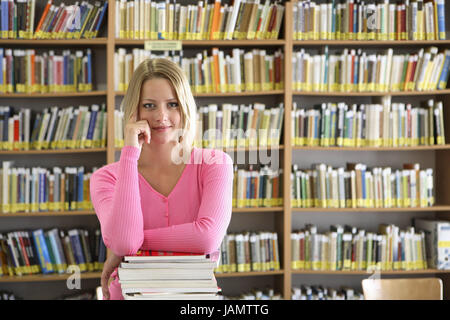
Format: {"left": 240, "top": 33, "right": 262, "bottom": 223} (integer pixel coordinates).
{"left": 0, "top": 104, "right": 107, "bottom": 151}
{"left": 0, "top": 0, "right": 108, "bottom": 40}
{"left": 0, "top": 48, "right": 93, "bottom": 94}
{"left": 1, "top": 163, "right": 96, "bottom": 214}
{"left": 115, "top": 48, "right": 284, "bottom": 93}
{"left": 0, "top": 228, "right": 106, "bottom": 277}
{"left": 233, "top": 165, "right": 283, "bottom": 208}
{"left": 291, "top": 285, "right": 363, "bottom": 300}
{"left": 115, "top": 0, "right": 284, "bottom": 40}
{"left": 215, "top": 231, "right": 280, "bottom": 274}
{"left": 291, "top": 98, "right": 446, "bottom": 148}
{"left": 196, "top": 102, "right": 284, "bottom": 148}
{"left": 291, "top": 162, "right": 435, "bottom": 209}
{"left": 291, "top": 219, "right": 450, "bottom": 271}
{"left": 118, "top": 251, "right": 221, "bottom": 300}
{"left": 293, "top": 0, "right": 446, "bottom": 41}
{"left": 222, "top": 288, "right": 282, "bottom": 300}
{"left": 293, "top": 47, "right": 450, "bottom": 93}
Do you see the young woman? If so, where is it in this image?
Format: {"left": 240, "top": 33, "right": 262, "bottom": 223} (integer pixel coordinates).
{"left": 90, "top": 58, "right": 233, "bottom": 300}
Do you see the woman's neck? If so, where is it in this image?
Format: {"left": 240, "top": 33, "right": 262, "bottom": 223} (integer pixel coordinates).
{"left": 137, "top": 142, "right": 190, "bottom": 171}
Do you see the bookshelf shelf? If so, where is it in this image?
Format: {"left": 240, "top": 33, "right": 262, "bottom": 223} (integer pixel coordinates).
{"left": 292, "top": 145, "right": 450, "bottom": 151}
{"left": 232, "top": 207, "right": 284, "bottom": 213}
{"left": 0, "top": 210, "right": 96, "bottom": 217}
{"left": 114, "top": 146, "right": 285, "bottom": 153}
{"left": 114, "top": 40, "right": 286, "bottom": 46}
{"left": 293, "top": 90, "right": 450, "bottom": 96}
{"left": 115, "top": 90, "right": 285, "bottom": 97}
{"left": 0, "top": 272, "right": 102, "bottom": 283}
{"left": 215, "top": 270, "right": 284, "bottom": 278}
{"left": 292, "top": 206, "right": 450, "bottom": 212}
{"left": 0, "top": 148, "right": 107, "bottom": 155}
{"left": 0, "top": 208, "right": 284, "bottom": 217}
{"left": 0, "top": 91, "right": 107, "bottom": 98}
{"left": 293, "top": 40, "right": 450, "bottom": 46}
{"left": 292, "top": 269, "right": 450, "bottom": 275}
{"left": 0, "top": 38, "right": 108, "bottom": 46}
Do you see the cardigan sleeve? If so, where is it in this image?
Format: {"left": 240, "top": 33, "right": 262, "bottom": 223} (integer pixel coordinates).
{"left": 141, "top": 149, "right": 233, "bottom": 255}
{"left": 90, "top": 146, "right": 144, "bottom": 256}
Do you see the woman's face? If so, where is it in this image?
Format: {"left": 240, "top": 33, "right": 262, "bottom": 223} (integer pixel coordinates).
{"left": 138, "top": 78, "right": 183, "bottom": 145}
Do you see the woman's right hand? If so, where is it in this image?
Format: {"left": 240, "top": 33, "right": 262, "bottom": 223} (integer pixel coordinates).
{"left": 124, "top": 111, "right": 151, "bottom": 149}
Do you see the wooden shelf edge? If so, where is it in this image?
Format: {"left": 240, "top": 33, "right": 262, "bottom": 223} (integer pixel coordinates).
{"left": 293, "top": 145, "right": 450, "bottom": 151}
{"left": 292, "top": 206, "right": 450, "bottom": 212}
{"left": 0, "top": 38, "right": 108, "bottom": 45}
{"left": 293, "top": 40, "right": 450, "bottom": 46}
{"left": 215, "top": 270, "right": 284, "bottom": 278}
{"left": 291, "top": 269, "right": 450, "bottom": 275}
{"left": 293, "top": 90, "right": 450, "bottom": 96}
{"left": 0, "top": 272, "right": 102, "bottom": 282}
{"left": 115, "top": 90, "right": 284, "bottom": 97}
{"left": 0, "top": 211, "right": 96, "bottom": 217}
{"left": 114, "top": 39, "right": 286, "bottom": 46}
{"left": 0, "top": 91, "right": 107, "bottom": 98}
{"left": 0, "top": 148, "right": 107, "bottom": 155}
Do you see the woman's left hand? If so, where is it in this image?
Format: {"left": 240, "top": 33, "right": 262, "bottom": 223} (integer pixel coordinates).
{"left": 101, "top": 251, "right": 123, "bottom": 300}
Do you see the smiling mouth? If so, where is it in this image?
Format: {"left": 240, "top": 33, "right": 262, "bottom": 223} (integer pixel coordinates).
{"left": 153, "top": 126, "right": 172, "bottom": 130}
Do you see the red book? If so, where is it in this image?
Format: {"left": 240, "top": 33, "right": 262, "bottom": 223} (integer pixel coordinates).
{"left": 13, "top": 117, "right": 19, "bottom": 149}
{"left": 135, "top": 250, "right": 207, "bottom": 257}
{"left": 349, "top": 0, "right": 354, "bottom": 37}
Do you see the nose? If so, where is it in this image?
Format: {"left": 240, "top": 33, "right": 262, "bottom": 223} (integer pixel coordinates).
{"left": 155, "top": 105, "right": 169, "bottom": 122}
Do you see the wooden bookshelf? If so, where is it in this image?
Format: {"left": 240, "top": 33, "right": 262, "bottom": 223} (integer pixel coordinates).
{"left": 2, "top": 0, "right": 450, "bottom": 300}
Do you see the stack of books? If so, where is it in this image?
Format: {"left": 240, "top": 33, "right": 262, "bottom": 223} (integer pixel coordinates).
{"left": 118, "top": 250, "right": 221, "bottom": 300}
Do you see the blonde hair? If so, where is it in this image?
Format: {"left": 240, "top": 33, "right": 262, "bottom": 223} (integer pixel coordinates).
{"left": 121, "top": 58, "right": 197, "bottom": 152}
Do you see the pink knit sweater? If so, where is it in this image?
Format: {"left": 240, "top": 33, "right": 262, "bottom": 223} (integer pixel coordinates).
{"left": 90, "top": 145, "right": 233, "bottom": 299}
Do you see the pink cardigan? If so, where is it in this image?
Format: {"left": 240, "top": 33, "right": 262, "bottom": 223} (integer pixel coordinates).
{"left": 90, "top": 145, "right": 233, "bottom": 299}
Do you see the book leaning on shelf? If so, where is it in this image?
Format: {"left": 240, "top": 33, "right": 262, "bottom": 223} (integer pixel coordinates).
{"left": 33, "top": 0, "right": 108, "bottom": 40}
{"left": 293, "top": 46, "right": 450, "bottom": 93}
{"left": 414, "top": 218, "right": 450, "bottom": 270}
{"left": 115, "top": 47, "right": 284, "bottom": 93}
{"left": 0, "top": 48, "right": 93, "bottom": 94}
{"left": 118, "top": 250, "right": 221, "bottom": 300}
{"left": 292, "top": 98, "right": 445, "bottom": 148}
{"left": 0, "top": 228, "right": 106, "bottom": 277}
{"left": 0, "top": 163, "right": 97, "bottom": 214}
{"left": 233, "top": 165, "right": 283, "bottom": 208}
{"left": 196, "top": 102, "right": 284, "bottom": 149}
{"left": 291, "top": 223, "right": 428, "bottom": 272}
{"left": 291, "top": 162, "right": 434, "bottom": 209}
{"left": 215, "top": 231, "right": 280, "bottom": 274}
{"left": 293, "top": 0, "right": 446, "bottom": 41}
{"left": 0, "top": 104, "right": 107, "bottom": 151}
{"left": 115, "top": 0, "right": 284, "bottom": 40}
